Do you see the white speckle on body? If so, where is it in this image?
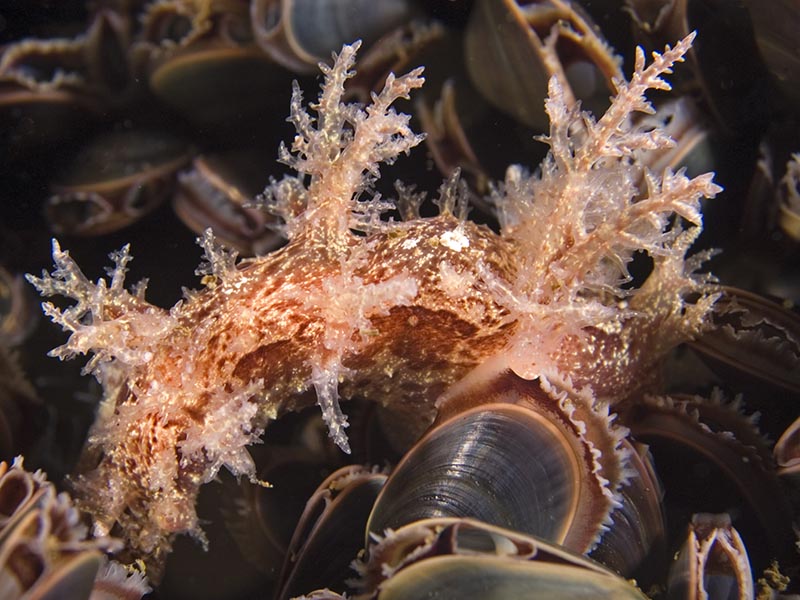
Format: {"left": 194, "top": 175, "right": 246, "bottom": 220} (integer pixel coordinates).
{"left": 440, "top": 228, "right": 469, "bottom": 251}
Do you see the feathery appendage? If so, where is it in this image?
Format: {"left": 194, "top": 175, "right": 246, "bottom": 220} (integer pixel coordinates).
{"left": 487, "top": 33, "right": 722, "bottom": 385}
{"left": 261, "top": 42, "right": 426, "bottom": 243}
{"left": 25, "top": 240, "right": 176, "bottom": 376}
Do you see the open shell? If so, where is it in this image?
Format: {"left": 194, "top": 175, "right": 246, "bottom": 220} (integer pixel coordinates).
{"left": 621, "top": 392, "right": 795, "bottom": 563}
{"left": 464, "top": 0, "right": 623, "bottom": 131}
{"left": 0, "top": 457, "right": 149, "bottom": 600}
{"left": 276, "top": 465, "right": 387, "bottom": 600}
{"left": 688, "top": 286, "right": 800, "bottom": 394}
{"left": 174, "top": 152, "right": 282, "bottom": 256}
{"left": 367, "top": 370, "right": 631, "bottom": 557}
{"left": 46, "top": 130, "right": 191, "bottom": 236}
{"left": 667, "top": 513, "right": 754, "bottom": 600}
{"left": 356, "top": 518, "right": 648, "bottom": 599}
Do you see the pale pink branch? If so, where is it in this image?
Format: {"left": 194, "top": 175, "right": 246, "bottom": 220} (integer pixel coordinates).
{"left": 576, "top": 32, "right": 696, "bottom": 169}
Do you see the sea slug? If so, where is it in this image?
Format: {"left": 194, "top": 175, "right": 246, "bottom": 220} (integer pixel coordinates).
{"left": 29, "top": 33, "right": 721, "bottom": 570}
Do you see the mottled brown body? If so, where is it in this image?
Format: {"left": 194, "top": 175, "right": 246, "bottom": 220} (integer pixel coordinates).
{"left": 78, "top": 216, "right": 516, "bottom": 566}
{"left": 161, "top": 216, "right": 514, "bottom": 417}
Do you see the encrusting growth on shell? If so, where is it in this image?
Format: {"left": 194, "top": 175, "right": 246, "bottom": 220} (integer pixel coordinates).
{"left": 28, "top": 33, "right": 721, "bottom": 571}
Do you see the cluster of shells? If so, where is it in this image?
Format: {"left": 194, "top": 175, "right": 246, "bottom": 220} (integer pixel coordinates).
{"left": 0, "top": 457, "right": 151, "bottom": 599}
{"left": 1, "top": 0, "right": 800, "bottom": 599}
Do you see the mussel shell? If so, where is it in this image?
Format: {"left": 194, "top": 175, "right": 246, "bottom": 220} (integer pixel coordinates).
{"left": 464, "top": 0, "right": 622, "bottom": 132}
{"left": 774, "top": 415, "right": 800, "bottom": 476}
{"left": 688, "top": 286, "right": 800, "bottom": 394}
{"left": 667, "top": 513, "right": 754, "bottom": 600}
{"left": 0, "top": 458, "right": 48, "bottom": 537}
{"left": 0, "top": 268, "right": 38, "bottom": 348}
{"left": 252, "top": 0, "right": 419, "bottom": 73}
{"left": 588, "top": 440, "right": 666, "bottom": 583}
{"left": 46, "top": 129, "right": 190, "bottom": 236}
{"left": 0, "top": 508, "right": 97, "bottom": 600}
{"left": 357, "top": 517, "right": 648, "bottom": 598}
{"left": 149, "top": 44, "right": 292, "bottom": 126}
{"left": 19, "top": 551, "right": 103, "bottom": 600}
{"left": 0, "top": 458, "right": 123, "bottom": 600}
{"left": 138, "top": 1, "right": 198, "bottom": 47}
{"left": 84, "top": 9, "right": 131, "bottom": 96}
{"left": 223, "top": 460, "right": 330, "bottom": 578}
{"left": 50, "top": 128, "right": 188, "bottom": 187}
{"left": 174, "top": 152, "right": 282, "bottom": 256}
{"left": 622, "top": 394, "right": 795, "bottom": 565}
{"left": 629, "top": 0, "right": 770, "bottom": 137}
{"left": 778, "top": 154, "right": 800, "bottom": 242}
{"left": 251, "top": 0, "right": 307, "bottom": 73}
{"left": 367, "top": 403, "right": 586, "bottom": 550}
{"left": 276, "top": 465, "right": 387, "bottom": 599}
{"left": 0, "top": 82, "right": 102, "bottom": 161}
{"left": 288, "top": 0, "right": 416, "bottom": 64}
{"left": 746, "top": 0, "right": 800, "bottom": 108}
{"left": 427, "top": 367, "right": 630, "bottom": 553}
{"left": 376, "top": 554, "right": 649, "bottom": 599}
{"left": 778, "top": 202, "right": 800, "bottom": 242}
{"left": 0, "top": 32, "right": 108, "bottom": 158}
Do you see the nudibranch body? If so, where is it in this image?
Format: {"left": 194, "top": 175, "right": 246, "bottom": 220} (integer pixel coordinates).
{"left": 29, "top": 35, "right": 720, "bottom": 568}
